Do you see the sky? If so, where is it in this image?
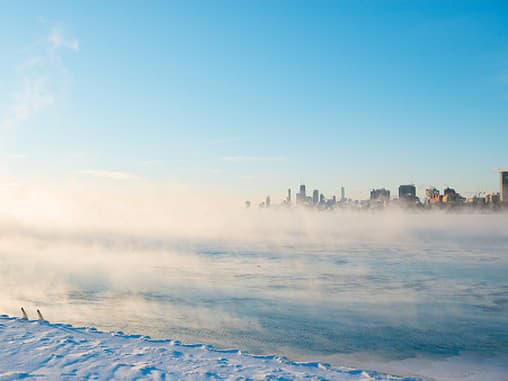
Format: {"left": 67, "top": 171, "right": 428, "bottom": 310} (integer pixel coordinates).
{"left": 1, "top": 1, "right": 507, "bottom": 202}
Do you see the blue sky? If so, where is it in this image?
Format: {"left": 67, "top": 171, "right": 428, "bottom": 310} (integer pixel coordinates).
{"left": 1, "top": 1, "right": 507, "bottom": 200}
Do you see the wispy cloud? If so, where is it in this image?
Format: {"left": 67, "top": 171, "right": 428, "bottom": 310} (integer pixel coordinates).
{"left": 15, "top": 57, "right": 44, "bottom": 73}
{"left": 222, "top": 156, "right": 287, "bottom": 162}
{"left": 211, "top": 137, "right": 242, "bottom": 144}
{"left": 6, "top": 153, "right": 26, "bottom": 159}
{"left": 1, "top": 78, "right": 55, "bottom": 127}
{"left": 48, "top": 29, "right": 80, "bottom": 52}
{"left": 139, "top": 160, "right": 162, "bottom": 166}
{"left": 79, "top": 170, "right": 139, "bottom": 180}
{"left": 0, "top": 25, "right": 78, "bottom": 129}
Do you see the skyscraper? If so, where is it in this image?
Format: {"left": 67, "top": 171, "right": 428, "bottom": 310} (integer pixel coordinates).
{"left": 312, "top": 190, "right": 319, "bottom": 205}
{"left": 287, "top": 188, "right": 291, "bottom": 205}
{"left": 370, "top": 188, "right": 390, "bottom": 202}
{"left": 266, "top": 195, "right": 271, "bottom": 208}
{"left": 399, "top": 184, "right": 416, "bottom": 201}
{"left": 297, "top": 184, "right": 306, "bottom": 205}
{"left": 501, "top": 171, "right": 508, "bottom": 205}
{"left": 341, "top": 186, "right": 345, "bottom": 202}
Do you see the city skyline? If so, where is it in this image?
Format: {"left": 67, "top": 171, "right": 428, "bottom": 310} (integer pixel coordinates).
{"left": 1, "top": 1, "right": 507, "bottom": 200}
{"left": 252, "top": 170, "right": 508, "bottom": 208}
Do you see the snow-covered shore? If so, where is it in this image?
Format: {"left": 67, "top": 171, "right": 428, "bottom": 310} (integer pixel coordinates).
{"left": 0, "top": 315, "right": 418, "bottom": 380}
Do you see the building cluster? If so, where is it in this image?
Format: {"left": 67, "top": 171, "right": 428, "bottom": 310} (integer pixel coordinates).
{"left": 248, "top": 171, "right": 508, "bottom": 211}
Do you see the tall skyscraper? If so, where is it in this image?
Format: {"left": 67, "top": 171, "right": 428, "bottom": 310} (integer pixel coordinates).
{"left": 287, "top": 188, "right": 291, "bottom": 205}
{"left": 266, "top": 195, "right": 271, "bottom": 208}
{"left": 297, "top": 184, "right": 306, "bottom": 205}
{"left": 340, "top": 186, "right": 345, "bottom": 202}
{"left": 500, "top": 171, "right": 508, "bottom": 204}
{"left": 312, "top": 190, "right": 319, "bottom": 205}
{"left": 399, "top": 184, "right": 416, "bottom": 201}
{"left": 300, "top": 184, "right": 306, "bottom": 198}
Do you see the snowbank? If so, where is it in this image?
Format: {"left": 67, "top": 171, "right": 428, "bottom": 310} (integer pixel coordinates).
{"left": 0, "top": 315, "right": 418, "bottom": 380}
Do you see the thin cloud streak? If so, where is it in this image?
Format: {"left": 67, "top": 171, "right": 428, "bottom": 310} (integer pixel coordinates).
{"left": 211, "top": 137, "right": 242, "bottom": 144}
{"left": 79, "top": 170, "right": 139, "bottom": 180}
{"left": 222, "top": 156, "right": 287, "bottom": 162}
{"left": 6, "top": 154, "right": 26, "bottom": 159}
{"left": 139, "top": 160, "right": 163, "bottom": 166}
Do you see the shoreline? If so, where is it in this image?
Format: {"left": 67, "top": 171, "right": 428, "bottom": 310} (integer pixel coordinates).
{"left": 0, "top": 314, "right": 420, "bottom": 381}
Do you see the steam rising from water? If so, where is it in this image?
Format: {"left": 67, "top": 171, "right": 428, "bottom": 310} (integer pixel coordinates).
{"left": 1, "top": 183, "right": 507, "bottom": 380}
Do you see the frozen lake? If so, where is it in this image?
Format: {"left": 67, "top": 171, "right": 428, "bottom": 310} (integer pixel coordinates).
{"left": 1, "top": 211, "right": 507, "bottom": 380}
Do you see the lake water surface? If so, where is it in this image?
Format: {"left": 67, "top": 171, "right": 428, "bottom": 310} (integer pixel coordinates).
{"left": 1, "top": 212, "right": 507, "bottom": 380}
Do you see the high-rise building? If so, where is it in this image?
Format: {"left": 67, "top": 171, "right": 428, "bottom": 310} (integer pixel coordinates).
{"left": 399, "top": 184, "right": 416, "bottom": 201}
{"left": 370, "top": 188, "right": 390, "bottom": 202}
{"left": 287, "top": 188, "right": 291, "bottom": 205}
{"left": 266, "top": 195, "right": 271, "bottom": 208}
{"left": 297, "top": 184, "right": 306, "bottom": 205}
{"left": 425, "top": 187, "right": 439, "bottom": 200}
{"left": 341, "top": 186, "right": 345, "bottom": 202}
{"left": 501, "top": 171, "right": 508, "bottom": 204}
{"left": 300, "top": 184, "right": 306, "bottom": 198}
{"left": 425, "top": 187, "right": 440, "bottom": 207}
{"left": 312, "top": 190, "right": 319, "bottom": 205}
{"left": 440, "top": 187, "right": 465, "bottom": 206}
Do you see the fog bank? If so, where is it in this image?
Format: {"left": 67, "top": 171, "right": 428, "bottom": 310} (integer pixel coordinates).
{"left": 0, "top": 183, "right": 507, "bottom": 380}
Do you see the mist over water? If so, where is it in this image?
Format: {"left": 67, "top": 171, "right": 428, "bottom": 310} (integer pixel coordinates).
{"left": 1, "top": 186, "right": 507, "bottom": 380}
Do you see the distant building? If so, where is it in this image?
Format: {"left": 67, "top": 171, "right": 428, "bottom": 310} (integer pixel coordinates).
{"left": 425, "top": 187, "right": 441, "bottom": 207}
{"left": 466, "top": 195, "right": 486, "bottom": 208}
{"left": 442, "top": 187, "right": 465, "bottom": 206}
{"left": 312, "top": 190, "right": 319, "bottom": 205}
{"left": 486, "top": 192, "right": 501, "bottom": 208}
{"left": 266, "top": 195, "right": 271, "bottom": 208}
{"left": 245, "top": 201, "right": 251, "bottom": 208}
{"left": 300, "top": 184, "right": 306, "bottom": 197}
{"left": 425, "top": 187, "right": 439, "bottom": 200}
{"left": 500, "top": 171, "right": 508, "bottom": 205}
{"left": 340, "top": 186, "right": 345, "bottom": 202}
{"left": 370, "top": 188, "right": 390, "bottom": 202}
{"left": 398, "top": 184, "right": 416, "bottom": 201}
{"left": 287, "top": 188, "right": 291, "bottom": 205}
{"left": 297, "top": 184, "right": 306, "bottom": 205}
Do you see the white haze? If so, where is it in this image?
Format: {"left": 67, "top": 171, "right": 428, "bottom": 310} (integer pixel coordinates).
{"left": 0, "top": 182, "right": 507, "bottom": 316}
{"left": 0, "top": 182, "right": 507, "bottom": 380}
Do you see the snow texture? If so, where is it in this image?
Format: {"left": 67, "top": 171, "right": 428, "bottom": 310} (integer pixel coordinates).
{"left": 0, "top": 315, "right": 420, "bottom": 380}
